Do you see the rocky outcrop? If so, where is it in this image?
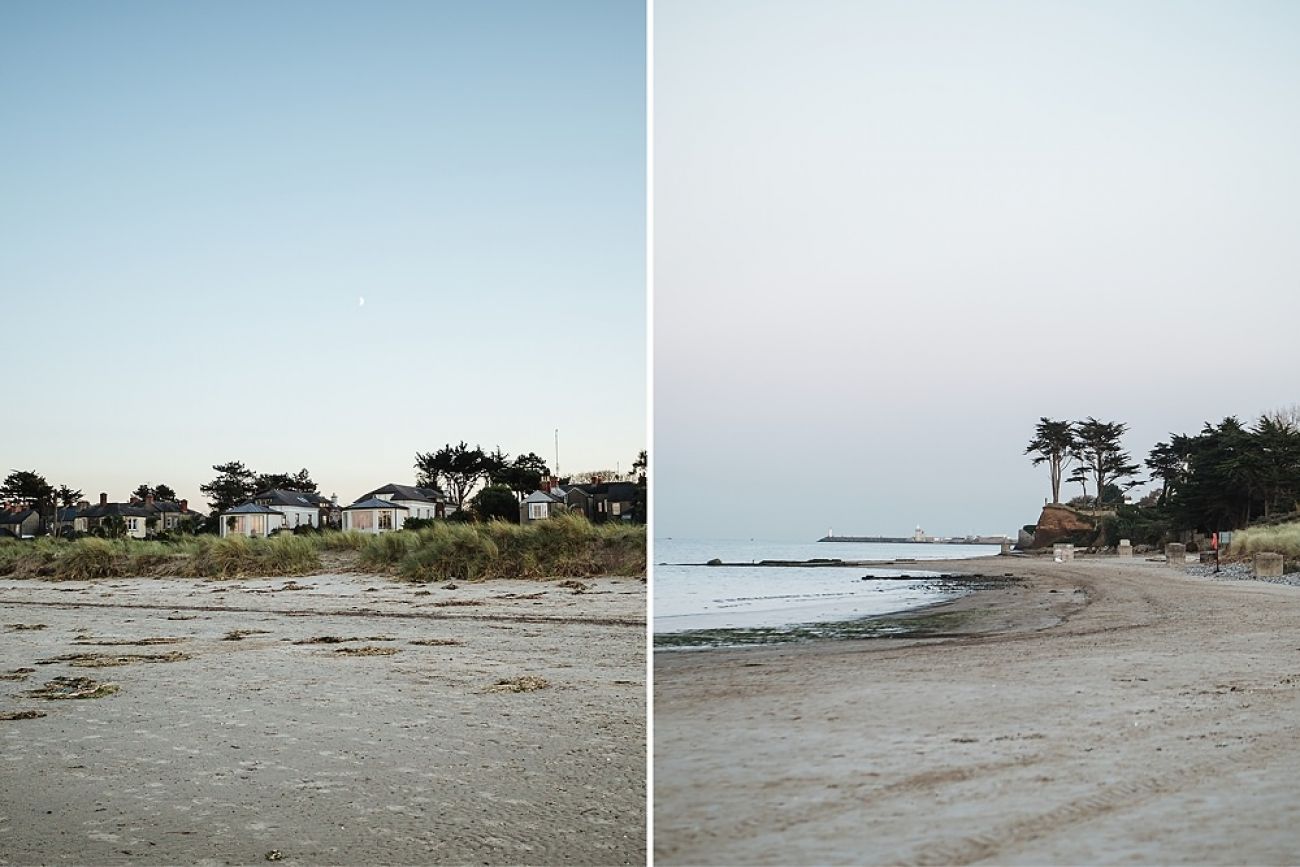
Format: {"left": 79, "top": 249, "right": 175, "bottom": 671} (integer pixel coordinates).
{"left": 1031, "top": 504, "right": 1097, "bottom": 549}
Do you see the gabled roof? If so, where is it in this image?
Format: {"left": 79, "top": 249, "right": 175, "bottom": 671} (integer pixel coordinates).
{"left": 80, "top": 502, "right": 152, "bottom": 519}
{"left": 344, "top": 497, "right": 410, "bottom": 511}
{"left": 252, "top": 489, "right": 321, "bottom": 508}
{"left": 357, "top": 483, "right": 445, "bottom": 504}
{"left": 224, "top": 502, "right": 284, "bottom": 515}
{"left": 524, "top": 490, "right": 563, "bottom": 504}
{"left": 0, "top": 509, "right": 38, "bottom": 525}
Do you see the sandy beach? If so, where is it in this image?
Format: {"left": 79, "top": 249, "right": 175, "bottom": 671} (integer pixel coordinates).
{"left": 654, "top": 555, "right": 1300, "bottom": 865}
{"left": 0, "top": 573, "right": 645, "bottom": 866}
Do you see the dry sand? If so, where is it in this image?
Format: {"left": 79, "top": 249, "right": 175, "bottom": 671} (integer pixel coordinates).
{"left": 0, "top": 572, "right": 645, "bottom": 866}
{"left": 654, "top": 555, "right": 1300, "bottom": 865}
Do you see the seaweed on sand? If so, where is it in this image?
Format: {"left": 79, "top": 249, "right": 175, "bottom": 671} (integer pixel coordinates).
{"left": 334, "top": 645, "right": 399, "bottom": 656}
{"left": 36, "top": 651, "right": 189, "bottom": 667}
{"left": 25, "top": 676, "right": 119, "bottom": 699}
{"left": 487, "top": 675, "right": 550, "bottom": 693}
{"left": 293, "top": 635, "right": 396, "bottom": 645}
{"left": 654, "top": 609, "right": 979, "bottom": 649}
{"left": 223, "top": 629, "right": 271, "bottom": 641}
{"left": 73, "top": 637, "right": 185, "bottom": 646}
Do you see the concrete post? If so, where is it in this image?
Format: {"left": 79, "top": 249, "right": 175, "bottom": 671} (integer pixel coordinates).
{"left": 1165, "top": 543, "right": 1186, "bottom": 568}
{"left": 1117, "top": 539, "right": 1133, "bottom": 558}
{"left": 1053, "top": 543, "right": 1075, "bottom": 562}
{"left": 1000, "top": 542, "right": 1012, "bottom": 555}
{"left": 1255, "top": 552, "right": 1285, "bottom": 578}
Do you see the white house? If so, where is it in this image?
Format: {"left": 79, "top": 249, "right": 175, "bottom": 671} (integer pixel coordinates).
{"left": 342, "top": 497, "right": 408, "bottom": 534}
{"left": 221, "top": 502, "right": 285, "bottom": 538}
{"left": 354, "top": 484, "right": 445, "bottom": 521}
{"left": 250, "top": 489, "right": 324, "bottom": 530}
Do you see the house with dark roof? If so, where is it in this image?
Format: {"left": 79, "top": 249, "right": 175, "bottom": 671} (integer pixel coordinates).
{"left": 354, "top": 484, "right": 446, "bottom": 521}
{"left": 249, "top": 489, "right": 325, "bottom": 531}
{"left": 0, "top": 506, "right": 41, "bottom": 539}
{"left": 552, "top": 481, "right": 642, "bottom": 524}
{"left": 594, "top": 481, "right": 639, "bottom": 523}
{"left": 220, "top": 502, "right": 285, "bottom": 538}
{"left": 76, "top": 494, "right": 204, "bottom": 538}
{"left": 342, "top": 497, "right": 408, "bottom": 534}
{"left": 79, "top": 494, "right": 154, "bottom": 539}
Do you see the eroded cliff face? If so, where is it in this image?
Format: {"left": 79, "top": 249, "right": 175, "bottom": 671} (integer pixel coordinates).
{"left": 1031, "top": 504, "right": 1097, "bottom": 548}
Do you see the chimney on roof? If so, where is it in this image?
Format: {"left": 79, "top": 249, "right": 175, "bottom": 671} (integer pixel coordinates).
{"left": 77, "top": 500, "right": 88, "bottom": 510}
{"left": 99, "top": 493, "right": 108, "bottom": 506}
{"left": 145, "top": 493, "right": 154, "bottom": 506}
{"left": 180, "top": 499, "right": 187, "bottom": 512}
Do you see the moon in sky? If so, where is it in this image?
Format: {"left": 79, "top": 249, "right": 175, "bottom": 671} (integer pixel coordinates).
{"left": 358, "top": 296, "right": 365, "bottom": 307}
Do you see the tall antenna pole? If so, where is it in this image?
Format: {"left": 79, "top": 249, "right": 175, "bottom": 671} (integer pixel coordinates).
{"left": 554, "top": 428, "right": 560, "bottom": 478}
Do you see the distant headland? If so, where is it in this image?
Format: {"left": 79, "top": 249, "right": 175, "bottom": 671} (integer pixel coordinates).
{"left": 819, "top": 527, "right": 1010, "bottom": 545}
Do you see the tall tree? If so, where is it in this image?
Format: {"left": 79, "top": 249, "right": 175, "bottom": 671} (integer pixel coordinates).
{"left": 199, "top": 461, "right": 258, "bottom": 515}
{"left": 414, "top": 442, "right": 492, "bottom": 513}
{"left": 54, "top": 484, "right": 83, "bottom": 509}
{"left": 471, "top": 484, "right": 520, "bottom": 523}
{"left": 254, "top": 468, "right": 317, "bottom": 493}
{"left": 1145, "top": 438, "right": 1190, "bottom": 508}
{"left": 1070, "top": 418, "right": 1142, "bottom": 507}
{"left": 1024, "top": 419, "right": 1076, "bottom": 504}
{"left": 133, "top": 483, "right": 178, "bottom": 502}
{"left": 1242, "top": 415, "right": 1300, "bottom": 519}
{"left": 491, "top": 452, "right": 551, "bottom": 501}
{"left": 1, "top": 470, "right": 54, "bottom": 514}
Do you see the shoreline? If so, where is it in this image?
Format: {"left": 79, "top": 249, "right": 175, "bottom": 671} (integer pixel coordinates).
{"left": 655, "top": 555, "right": 1300, "bottom": 864}
{"left": 654, "top": 556, "right": 1038, "bottom": 648}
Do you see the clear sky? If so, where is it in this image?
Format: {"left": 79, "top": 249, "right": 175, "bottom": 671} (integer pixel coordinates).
{"left": 654, "top": 0, "right": 1300, "bottom": 541}
{"left": 2, "top": 0, "right": 645, "bottom": 510}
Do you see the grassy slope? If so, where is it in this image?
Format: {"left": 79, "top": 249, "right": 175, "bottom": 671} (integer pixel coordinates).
{"left": 0, "top": 514, "right": 646, "bottom": 582}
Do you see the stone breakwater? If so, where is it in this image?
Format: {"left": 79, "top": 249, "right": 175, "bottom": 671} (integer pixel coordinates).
{"left": 1186, "top": 561, "right": 1300, "bottom": 586}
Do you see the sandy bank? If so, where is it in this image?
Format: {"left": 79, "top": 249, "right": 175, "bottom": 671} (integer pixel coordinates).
{"left": 654, "top": 556, "right": 1300, "bottom": 865}
{"left": 0, "top": 573, "right": 645, "bottom": 866}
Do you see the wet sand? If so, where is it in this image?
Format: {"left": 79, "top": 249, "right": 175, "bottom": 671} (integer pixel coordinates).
{"left": 655, "top": 556, "right": 1300, "bottom": 865}
{"left": 0, "top": 573, "right": 645, "bottom": 866}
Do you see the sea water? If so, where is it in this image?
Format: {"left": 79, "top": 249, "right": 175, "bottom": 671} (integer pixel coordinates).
{"left": 653, "top": 537, "right": 999, "bottom": 635}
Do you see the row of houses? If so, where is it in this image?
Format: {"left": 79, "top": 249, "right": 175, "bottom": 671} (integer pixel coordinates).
{"left": 219, "top": 484, "right": 446, "bottom": 537}
{"left": 519, "top": 480, "right": 641, "bottom": 524}
{"left": 224, "top": 479, "right": 644, "bottom": 537}
{"left": 2, "top": 476, "right": 645, "bottom": 540}
{"left": 0, "top": 493, "right": 207, "bottom": 540}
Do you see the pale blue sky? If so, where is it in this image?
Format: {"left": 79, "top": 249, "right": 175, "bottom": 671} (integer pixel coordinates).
{"left": 655, "top": 0, "right": 1300, "bottom": 541}
{"left": 2, "top": 0, "right": 645, "bottom": 509}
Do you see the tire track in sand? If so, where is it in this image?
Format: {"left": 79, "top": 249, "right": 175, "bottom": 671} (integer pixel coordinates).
{"left": 902, "top": 720, "right": 1300, "bottom": 866}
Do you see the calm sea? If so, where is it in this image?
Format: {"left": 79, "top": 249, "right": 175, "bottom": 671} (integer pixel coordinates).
{"left": 653, "top": 537, "right": 1000, "bottom": 635}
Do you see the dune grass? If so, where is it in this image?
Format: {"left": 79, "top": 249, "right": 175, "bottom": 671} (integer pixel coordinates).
{"left": 0, "top": 516, "right": 644, "bottom": 582}
{"left": 1229, "top": 522, "right": 1300, "bottom": 559}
